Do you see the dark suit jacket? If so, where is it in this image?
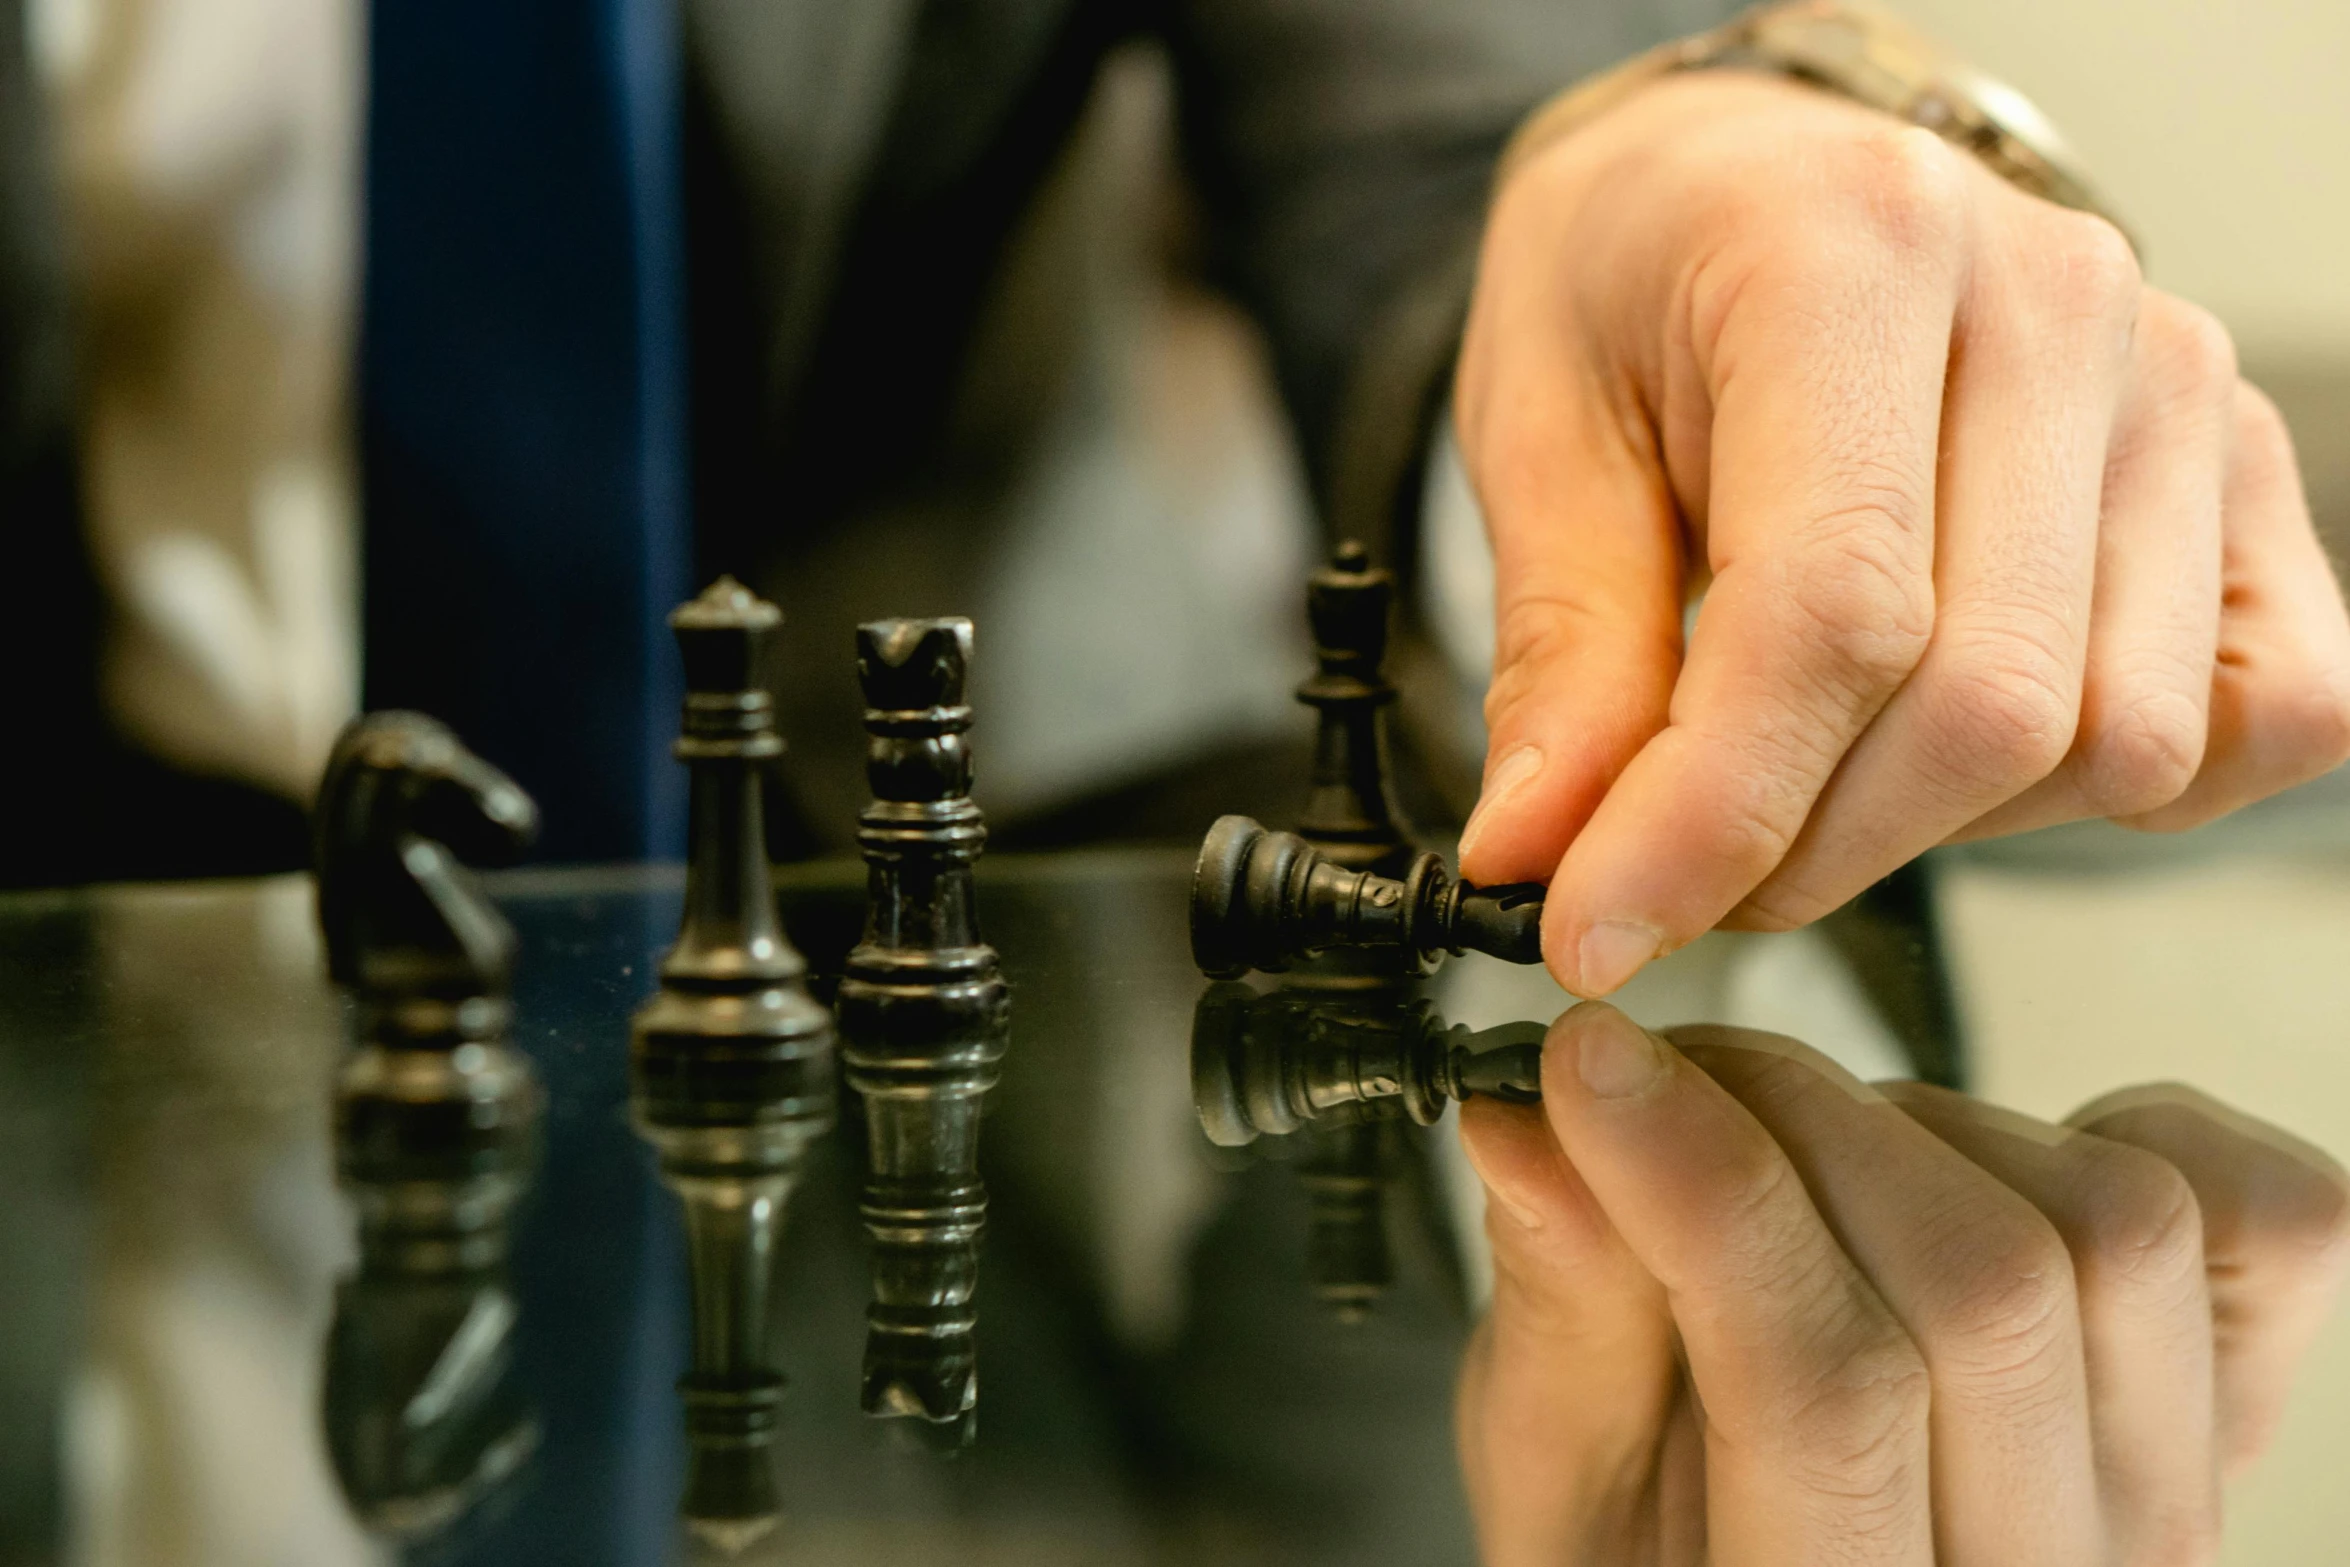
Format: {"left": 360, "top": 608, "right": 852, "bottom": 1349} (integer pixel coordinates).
{"left": 0, "top": 0, "right": 1735, "bottom": 880}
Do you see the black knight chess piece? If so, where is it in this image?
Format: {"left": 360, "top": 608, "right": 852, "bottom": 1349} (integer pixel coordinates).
{"left": 837, "top": 618, "right": 1009, "bottom": 1432}
{"left": 1192, "top": 815, "right": 1546, "bottom": 978}
{"left": 629, "top": 578, "right": 835, "bottom": 1550}
{"left": 312, "top": 713, "right": 543, "bottom": 1537}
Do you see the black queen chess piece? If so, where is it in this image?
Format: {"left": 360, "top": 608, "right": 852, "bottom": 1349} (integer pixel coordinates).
{"left": 837, "top": 618, "right": 1010, "bottom": 1432}
{"left": 629, "top": 578, "right": 836, "bottom": 1550}
{"left": 312, "top": 713, "right": 544, "bottom": 1537}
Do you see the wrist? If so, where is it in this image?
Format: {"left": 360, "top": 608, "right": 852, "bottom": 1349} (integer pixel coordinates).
{"left": 1496, "top": 0, "right": 2129, "bottom": 247}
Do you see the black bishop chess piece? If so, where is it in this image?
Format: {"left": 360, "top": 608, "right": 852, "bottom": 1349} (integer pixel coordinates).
{"left": 312, "top": 713, "right": 544, "bottom": 1538}
{"left": 629, "top": 578, "right": 836, "bottom": 1551}
{"left": 837, "top": 618, "right": 1009, "bottom": 1436}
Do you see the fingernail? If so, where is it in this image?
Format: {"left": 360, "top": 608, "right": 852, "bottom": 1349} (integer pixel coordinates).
{"left": 1574, "top": 919, "right": 1661, "bottom": 998}
{"left": 1575, "top": 1011, "right": 1667, "bottom": 1099}
{"left": 1457, "top": 744, "right": 1545, "bottom": 866}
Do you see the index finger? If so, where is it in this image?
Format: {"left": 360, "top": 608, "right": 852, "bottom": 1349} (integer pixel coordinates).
{"left": 1539, "top": 132, "right": 1963, "bottom": 996}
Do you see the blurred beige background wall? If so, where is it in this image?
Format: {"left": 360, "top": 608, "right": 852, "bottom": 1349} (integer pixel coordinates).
{"left": 1898, "top": 14, "right": 2350, "bottom": 1566}
{"left": 1904, "top": 0, "right": 2350, "bottom": 538}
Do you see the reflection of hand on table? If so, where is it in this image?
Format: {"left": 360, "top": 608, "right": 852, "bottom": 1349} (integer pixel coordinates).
{"left": 1454, "top": 1004, "right": 2350, "bottom": 1565}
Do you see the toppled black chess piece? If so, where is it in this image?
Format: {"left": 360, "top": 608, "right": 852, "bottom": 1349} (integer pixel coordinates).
{"left": 837, "top": 618, "right": 1009, "bottom": 1433}
{"left": 1296, "top": 541, "right": 1414, "bottom": 877}
{"left": 629, "top": 578, "right": 835, "bottom": 1552}
{"left": 1191, "top": 815, "right": 1545, "bottom": 978}
{"left": 312, "top": 713, "right": 543, "bottom": 1537}
{"left": 1190, "top": 984, "right": 1544, "bottom": 1147}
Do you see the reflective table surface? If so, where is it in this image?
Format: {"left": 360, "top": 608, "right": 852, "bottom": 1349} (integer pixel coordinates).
{"left": 0, "top": 853, "right": 1509, "bottom": 1567}
{"left": 9, "top": 836, "right": 2350, "bottom": 1565}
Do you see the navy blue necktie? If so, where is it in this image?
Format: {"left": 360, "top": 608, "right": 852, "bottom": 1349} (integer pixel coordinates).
{"left": 361, "top": 0, "right": 692, "bottom": 865}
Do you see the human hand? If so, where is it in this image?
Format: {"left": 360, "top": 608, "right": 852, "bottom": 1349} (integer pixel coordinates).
{"left": 1452, "top": 71, "right": 2350, "bottom": 996}
{"left": 1454, "top": 1005, "right": 2350, "bottom": 1565}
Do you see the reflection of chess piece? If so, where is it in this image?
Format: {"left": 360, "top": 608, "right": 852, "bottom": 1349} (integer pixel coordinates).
{"left": 1191, "top": 816, "right": 1545, "bottom": 979}
{"left": 325, "top": 1045, "right": 542, "bottom": 1536}
{"left": 1192, "top": 984, "right": 1541, "bottom": 1322}
{"left": 629, "top": 579, "right": 835, "bottom": 1551}
{"left": 1190, "top": 983, "right": 1544, "bottom": 1144}
{"left": 837, "top": 619, "right": 1009, "bottom": 1431}
{"left": 313, "top": 713, "right": 543, "bottom": 1537}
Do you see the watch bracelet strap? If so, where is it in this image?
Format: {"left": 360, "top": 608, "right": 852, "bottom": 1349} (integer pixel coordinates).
{"left": 1495, "top": 0, "right": 2132, "bottom": 249}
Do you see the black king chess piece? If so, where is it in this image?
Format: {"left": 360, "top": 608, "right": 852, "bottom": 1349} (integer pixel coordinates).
{"left": 629, "top": 578, "right": 835, "bottom": 1551}
{"left": 1192, "top": 814, "right": 1546, "bottom": 978}
{"left": 312, "top": 713, "right": 544, "bottom": 1537}
{"left": 837, "top": 618, "right": 1010, "bottom": 1431}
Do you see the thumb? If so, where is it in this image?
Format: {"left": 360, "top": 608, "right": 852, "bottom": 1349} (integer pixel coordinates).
{"left": 1450, "top": 351, "right": 1683, "bottom": 893}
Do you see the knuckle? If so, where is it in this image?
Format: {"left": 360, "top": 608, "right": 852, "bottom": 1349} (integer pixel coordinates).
{"left": 1920, "top": 643, "right": 2082, "bottom": 798}
{"left": 2233, "top": 381, "right": 2300, "bottom": 475}
{"left": 2029, "top": 207, "right": 2144, "bottom": 332}
{"left": 2079, "top": 684, "right": 2208, "bottom": 817}
{"left": 1824, "top": 123, "right": 1970, "bottom": 265}
{"left": 2071, "top": 1142, "right": 2205, "bottom": 1296}
{"left": 1783, "top": 1325, "right": 1933, "bottom": 1502}
{"left": 1919, "top": 1203, "right": 2079, "bottom": 1381}
{"left": 1780, "top": 510, "right": 1937, "bottom": 697}
{"left": 2138, "top": 292, "right": 2240, "bottom": 401}
{"left": 2278, "top": 661, "right": 2350, "bottom": 777}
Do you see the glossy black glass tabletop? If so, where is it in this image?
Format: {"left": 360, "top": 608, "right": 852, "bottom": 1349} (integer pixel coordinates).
{"left": 0, "top": 853, "right": 1499, "bottom": 1567}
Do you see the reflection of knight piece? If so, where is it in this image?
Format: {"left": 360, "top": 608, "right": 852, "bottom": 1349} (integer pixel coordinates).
{"left": 629, "top": 579, "right": 836, "bottom": 1551}
{"left": 312, "top": 712, "right": 544, "bottom": 1538}
{"left": 326, "top": 1045, "right": 542, "bottom": 1537}
{"left": 837, "top": 619, "right": 1009, "bottom": 1431}
{"left": 1190, "top": 983, "right": 1544, "bottom": 1147}
{"left": 1192, "top": 815, "right": 1545, "bottom": 979}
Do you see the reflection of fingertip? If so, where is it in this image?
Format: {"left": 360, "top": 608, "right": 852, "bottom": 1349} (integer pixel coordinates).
{"left": 1459, "top": 1099, "right": 1557, "bottom": 1231}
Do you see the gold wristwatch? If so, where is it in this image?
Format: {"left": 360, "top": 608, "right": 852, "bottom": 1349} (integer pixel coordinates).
{"left": 1498, "top": 0, "right": 2131, "bottom": 248}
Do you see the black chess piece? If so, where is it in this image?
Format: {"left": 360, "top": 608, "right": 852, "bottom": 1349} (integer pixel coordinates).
{"left": 1191, "top": 815, "right": 1546, "bottom": 978}
{"left": 1296, "top": 540, "right": 1415, "bottom": 876}
{"left": 312, "top": 713, "right": 543, "bottom": 1536}
{"left": 837, "top": 618, "right": 1009, "bottom": 1432}
{"left": 629, "top": 578, "right": 835, "bottom": 1551}
{"left": 1190, "top": 983, "right": 1544, "bottom": 1148}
